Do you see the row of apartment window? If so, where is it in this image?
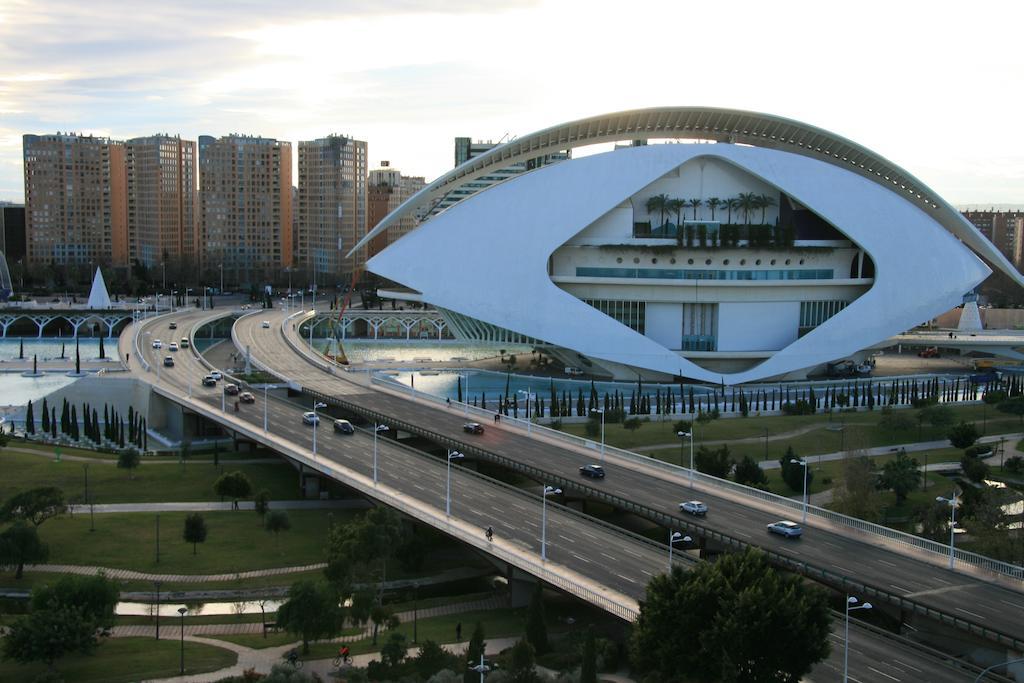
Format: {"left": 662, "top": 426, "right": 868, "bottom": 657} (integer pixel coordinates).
{"left": 575, "top": 267, "right": 834, "bottom": 281}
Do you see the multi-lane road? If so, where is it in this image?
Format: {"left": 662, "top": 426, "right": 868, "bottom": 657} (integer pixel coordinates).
{"left": 129, "top": 308, "right": 1009, "bottom": 681}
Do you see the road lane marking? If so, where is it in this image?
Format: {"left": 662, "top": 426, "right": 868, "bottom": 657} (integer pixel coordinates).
{"left": 891, "top": 659, "right": 922, "bottom": 673}
{"left": 867, "top": 666, "right": 900, "bottom": 681}
{"left": 615, "top": 574, "right": 638, "bottom": 583}
{"left": 1001, "top": 599, "right": 1024, "bottom": 610}
{"left": 955, "top": 607, "right": 985, "bottom": 619}
{"left": 888, "top": 584, "right": 911, "bottom": 593}
{"left": 877, "top": 559, "right": 897, "bottom": 568}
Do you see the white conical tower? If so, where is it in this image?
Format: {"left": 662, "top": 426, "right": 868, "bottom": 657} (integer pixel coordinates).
{"left": 87, "top": 268, "right": 111, "bottom": 309}
{"left": 957, "top": 300, "right": 983, "bottom": 332}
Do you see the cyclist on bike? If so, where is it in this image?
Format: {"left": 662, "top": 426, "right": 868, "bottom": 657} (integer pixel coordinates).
{"left": 285, "top": 648, "right": 300, "bottom": 666}
{"left": 341, "top": 645, "right": 351, "bottom": 663}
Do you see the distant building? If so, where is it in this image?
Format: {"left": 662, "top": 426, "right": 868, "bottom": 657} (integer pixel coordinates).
{"left": 125, "top": 134, "right": 197, "bottom": 268}
{"left": 431, "top": 137, "right": 569, "bottom": 214}
{"left": 367, "top": 162, "right": 426, "bottom": 258}
{"left": 961, "top": 210, "right": 1024, "bottom": 269}
{"left": 297, "top": 135, "right": 367, "bottom": 285}
{"left": 198, "top": 134, "right": 293, "bottom": 285}
{"left": 22, "top": 133, "right": 128, "bottom": 267}
{"left": 0, "top": 203, "right": 26, "bottom": 263}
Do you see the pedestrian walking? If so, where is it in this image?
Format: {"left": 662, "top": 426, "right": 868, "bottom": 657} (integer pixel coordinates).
{"left": 456, "top": 622, "right": 462, "bottom": 641}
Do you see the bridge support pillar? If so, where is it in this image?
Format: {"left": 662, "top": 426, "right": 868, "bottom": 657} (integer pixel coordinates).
{"left": 0, "top": 314, "right": 16, "bottom": 337}
{"left": 64, "top": 315, "right": 90, "bottom": 338}
{"left": 29, "top": 314, "right": 56, "bottom": 338}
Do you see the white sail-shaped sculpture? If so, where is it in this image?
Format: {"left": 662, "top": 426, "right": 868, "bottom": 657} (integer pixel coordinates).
{"left": 87, "top": 268, "right": 112, "bottom": 309}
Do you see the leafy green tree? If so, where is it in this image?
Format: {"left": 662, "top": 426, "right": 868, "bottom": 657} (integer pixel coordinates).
{"left": 31, "top": 573, "right": 119, "bottom": 630}
{"left": 580, "top": 625, "right": 597, "bottom": 683}
{"left": 733, "top": 456, "right": 768, "bottom": 487}
{"left": 960, "top": 453, "right": 990, "bottom": 483}
{"left": 877, "top": 451, "right": 921, "bottom": 505}
{"left": 380, "top": 631, "right": 408, "bottom": 667}
{"left": 213, "top": 470, "right": 253, "bottom": 510}
{"left": 997, "top": 398, "right": 1024, "bottom": 424}
{"left": 524, "top": 583, "right": 549, "bottom": 655}
{"left": 831, "top": 456, "right": 882, "bottom": 522}
{"left": 0, "top": 487, "right": 66, "bottom": 527}
{"left": 183, "top": 512, "right": 208, "bottom": 555}
{"left": 254, "top": 489, "right": 271, "bottom": 524}
{"left": 276, "top": 579, "right": 345, "bottom": 654}
{"left": 0, "top": 521, "right": 49, "bottom": 578}
{"left": 948, "top": 421, "right": 981, "bottom": 449}
{"left": 919, "top": 404, "right": 954, "bottom": 428}
{"left": 629, "top": 548, "right": 831, "bottom": 683}
{"left": 325, "top": 507, "right": 406, "bottom": 589}
{"left": 2, "top": 605, "right": 97, "bottom": 670}
{"left": 265, "top": 510, "right": 291, "bottom": 549}
{"left": 694, "top": 444, "right": 733, "bottom": 478}
{"left": 918, "top": 499, "right": 951, "bottom": 542}
{"left": 507, "top": 639, "right": 539, "bottom": 683}
{"left": 414, "top": 639, "right": 459, "bottom": 679}
{"left": 117, "top": 447, "right": 141, "bottom": 480}
{"left": 622, "top": 417, "right": 642, "bottom": 432}
{"left": 463, "top": 622, "right": 486, "bottom": 683}
{"left": 779, "top": 447, "right": 812, "bottom": 493}
{"left": 879, "top": 406, "right": 914, "bottom": 432}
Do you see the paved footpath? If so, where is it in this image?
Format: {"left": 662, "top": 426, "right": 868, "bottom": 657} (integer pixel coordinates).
{"left": 69, "top": 499, "right": 370, "bottom": 514}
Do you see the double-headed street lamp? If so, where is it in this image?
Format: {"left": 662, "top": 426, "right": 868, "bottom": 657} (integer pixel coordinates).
{"left": 541, "top": 485, "right": 561, "bottom": 561}
{"left": 791, "top": 458, "right": 809, "bottom": 523}
{"left": 667, "top": 531, "right": 692, "bottom": 571}
{"left": 178, "top": 606, "right": 188, "bottom": 674}
{"left": 446, "top": 450, "right": 464, "bottom": 515}
{"left": 843, "top": 596, "right": 872, "bottom": 682}
{"left": 469, "top": 653, "right": 495, "bottom": 682}
{"left": 590, "top": 408, "right": 605, "bottom": 461}
{"left": 936, "top": 490, "right": 960, "bottom": 569}
{"left": 311, "top": 401, "right": 327, "bottom": 457}
{"left": 677, "top": 429, "right": 694, "bottom": 485}
{"left": 372, "top": 424, "right": 384, "bottom": 484}
{"left": 519, "top": 388, "right": 533, "bottom": 432}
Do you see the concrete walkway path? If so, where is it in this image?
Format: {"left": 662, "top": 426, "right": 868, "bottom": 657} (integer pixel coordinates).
{"left": 69, "top": 499, "right": 369, "bottom": 514}
{"left": 2, "top": 444, "right": 281, "bottom": 465}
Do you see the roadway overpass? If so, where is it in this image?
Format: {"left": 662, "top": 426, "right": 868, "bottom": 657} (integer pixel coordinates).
{"left": 118, "top": 307, "right": 1021, "bottom": 680}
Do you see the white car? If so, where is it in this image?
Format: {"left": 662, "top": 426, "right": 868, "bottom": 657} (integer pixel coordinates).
{"left": 168, "top": 342, "right": 179, "bottom": 352}
{"left": 679, "top": 500, "right": 708, "bottom": 516}
{"left": 767, "top": 520, "right": 803, "bottom": 538}
{"left": 302, "top": 412, "right": 319, "bottom": 425}
{"left": 209, "top": 371, "right": 222, "bottom": 381}
{"left": 152, "top": 339, "right": 162, "bottom": 349}
{"left": 262, "top": 320, "right": 271, "bottom": 329}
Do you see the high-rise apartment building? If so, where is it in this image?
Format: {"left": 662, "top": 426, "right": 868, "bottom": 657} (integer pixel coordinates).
{"left": 367, "top": 162, "right": 425, "bottom": 258}
{"left": 198, "top": 134, "right": 292, "bottom": 285}
{"left": 431, "top": 137, "right": 569, "bottom": 214}
{"left": 962, "top": 210, "right": 1024, "bottom": 269}
{"left": 297, "top": 135, "right": 367, "bottom": 284}
{"left": 125, "top": 135, "right": 196, "bottom": 268}
{"left": 22, "top": 133, "right": 128, "bottom": 267}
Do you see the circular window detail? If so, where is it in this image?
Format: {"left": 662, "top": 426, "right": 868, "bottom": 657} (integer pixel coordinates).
{"left": 799, "top": 259, "right": 805, "bottom": 265}
{"left": 705, "top": 259, "right": 712, "bottom": 265}
{"left": 740, "top": 259, "right": 746, "bottom": 265}
{"left": 633, "top": 257, "right": 640, "bottom": 264}
{"left": 670, "top": 258, "right": 676, "bottom": 264}
{"left": 688, "top": 258, "right": 694, "bottom": 265}
{"left": 755, "top": 259, "right": 761, "bottom": 265}
{"left": 723, "top": 259, "right": 730, "bottom": 265}
{"left": 616, "top": 257, "right": 623, "bottom": 264}
{"left": 651, "top": 258, "right": 658, "bottom": 264}
{"left": 785, "top": 259, "right": 791, "bottom": 265}
{"left": 770, "top": 259, "right": 776, "bottom": 265}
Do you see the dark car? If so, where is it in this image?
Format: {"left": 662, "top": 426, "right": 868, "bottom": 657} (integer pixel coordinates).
{"left": 463, "top": 422, "right": 484, "bottom": 434}
{"left": 333, "top": 419, "right": 355, "bottom": 435}
{"left": 169, "top": 321, "right": 178, "bottom": 330}
{"left": 239, "top": 391, "right": 255, "bottom": 404}
{"left": 162, "top": 356, "right": 174, "bottom": 367}
{"left": 223, "top": 383, "right": 240, "bottom": 396}
{"left": 579, "top": 464, "right": 605, "bottom": 479}
{"left": 201, "top": 375, "right": 217, "bottom": 387}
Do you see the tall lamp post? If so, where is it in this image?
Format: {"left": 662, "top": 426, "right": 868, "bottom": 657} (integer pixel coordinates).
{"left": 463, "top": 372, "right": 470, "bottom": 416}
{"left": 936, "top": 491, "right": 960, "bottom": 569}
{"left": 446, "top": 450, "right": 464, "bottom": 515}
{"left": 677, "top": 429, "right": 694, "bottom": 485}
{"left": 372, "top": 423, "right": 383, "bottom": 484}
{"left": 311, "top": 401, "right": 327, "bottom": 457}
{"left": 973, "top": 657, "right": 1024, "bottom": 682}
{"left": 153, "top": 579, "right": 163, "bottom": 640}
{"left": 667, "top": 531, "right": 691, "bottom": 571}
{"left": 843, "top": 596, "right": 872, "bottom": 682}
{"left": 177, "top": 606, "right": 188, "bottom": 674}
{"left": 541, "top": 485, "right": 561, "bottom": 561}
{"left": 791, "top": 458, "right": 809, "bottom": 523}
{"left": 219, "top": 263, "right": 224, "bottom": 296}
{"left": 469, "top": 653, "right": 494, "bottom": 682}
{"left": 590, "top": 408, "right": 605, "bottom": 461}
{"left": 519, "top": 388, "right": 533, "bottom": 433}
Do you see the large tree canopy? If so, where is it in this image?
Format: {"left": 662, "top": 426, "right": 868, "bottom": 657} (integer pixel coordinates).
{"left": 276, "top": 579, "right": 345, "bottom": 654}
{"left": 0, "top": 487, "right": 66, "bottom": 527}
{"left": 630, "top": 548, "right": 831, "bottom": 683}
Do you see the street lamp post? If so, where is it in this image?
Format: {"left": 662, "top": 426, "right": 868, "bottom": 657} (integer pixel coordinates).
{"left": 153, "top": 580, "right": 163, "bottom": 640}
{"left": 311, "top": 401, "right": 327, "bottom": 457}
{"left": 519, "top": 388, "right": 533, "bottom": 433}
{"left": 541, "top": 485, "right": 561, "bottom": 561}
{"left": 678, "top": 430, "right": 694, "bottom": 485}
{"left": 667, "top": 531, "right": 692, "bottom": 571}
{"left": 591, "top": 408, "right": 605, "bottom": 461}
{"left": 936, "top": 491, "right": 960, "bottom": 569}
{"left": 372, "top": 424, "right": 382, "bottom": 484}
{"left": 791, "top": 458, "right": 809, "bottom": 523}
{"left": 469, "top": 653, "right": 493, "bottom": 682}
{"left": 973, "top": 657, "right": 1024, "bottom": 682}
{"left": 178, "top": 607, "right": 188, "bottom": 674}
{"left": 843, "top": 596, "right": 872, "bottom": 682}
{"left": 219, "top": 263, "right": 224, "bottom": 296}
{"left": 446, "top": 450, "right": 464, "bottom": 515}
{"left": 263, "top": 385, "right": 270, "bottom": 432}
{"left": 463, "top": 373, "right": 470, "bottom": 416}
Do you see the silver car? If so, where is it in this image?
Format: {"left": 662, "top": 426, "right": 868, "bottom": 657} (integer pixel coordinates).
{"left": 679, "top": 500, "right": 708, "bottom": 516}
{"left": 767, "top": 520, "right": 803, "bottom": 538}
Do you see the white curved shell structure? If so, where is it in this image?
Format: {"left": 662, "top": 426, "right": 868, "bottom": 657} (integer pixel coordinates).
{"left": 368, "top": 120, "right": 990, "bottom": 383}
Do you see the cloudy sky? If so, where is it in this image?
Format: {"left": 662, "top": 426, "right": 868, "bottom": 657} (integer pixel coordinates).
{"left": 1, "top": 0, "right": 1022, "bottom": 205}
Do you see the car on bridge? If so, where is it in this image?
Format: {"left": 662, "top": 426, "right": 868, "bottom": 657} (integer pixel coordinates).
{"left": 767, "top": 520, "right": 803, "bottom": 538}
{"left": 239, "top": 391, "right": 255, "bottom": 404}
{"left": 224, "top": 383, "right": 240, "bottom": 396}
{"left": 201, "top": 375, "right": 217, "bottom": 387}
{"left": 375, "top": 424, "right": 390, "bottom": 433}
{"left": 302, "top": 412, "right": 320, "bottom": 425}
{"left": 163, "top": 356, "right": 174, "bottom": 367}
{"left": 210, "top": 371, "right": 222, "bottom": 381}
{"left": 262, "top": 320, "right": 271, "bottom": 329}
{"left": 169, "top": 342, "right": 179, "bottom": 352}
{"left": 333, "top": 419, "right": 355, "bottom": 435}
{"left": 152, "top": 339, "right": 162, "bottom": 349}
{"left": 579, "top": 464, "right": 605, "bottom": 479}
{"left": 180, "top": 338, "right": 190, "bottom": 349}
{"left": 169, "top": 321, "right": 178, "bottom": 330}
{"left": 463, "top": 422, "right": 484, "bottom": 434}
{"left": 679, "top": 500, "right": 708, "bottom": 516}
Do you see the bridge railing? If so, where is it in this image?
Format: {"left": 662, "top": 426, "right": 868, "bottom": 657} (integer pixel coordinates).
{"left": 368, "top": 373, "right": 1024, "bottom": 583}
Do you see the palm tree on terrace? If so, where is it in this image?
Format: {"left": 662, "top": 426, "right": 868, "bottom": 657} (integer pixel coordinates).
{"left": 758, "top": 193, "right": 778, "bottom": 224}
{"left": 737, "top": 192, "right": 759, "bottom": 225}
{"left": 688, "top": 198, "right": 702, "bottom": 221}
{"left": 645, "top": 194, "right": 671, "bottom": 230}
{"left": 668, "top": 198, "right": 686, "bottom": 232}
{"left": 725, "top": 197, "right": 740, "bottom": 224}
{"left": 705, "top": 197, "right": 723, "bottom": 221}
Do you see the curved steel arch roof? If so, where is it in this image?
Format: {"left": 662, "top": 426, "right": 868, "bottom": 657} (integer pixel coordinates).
{"left": 352, "top": 106, "right": 1021, "bottom": 286}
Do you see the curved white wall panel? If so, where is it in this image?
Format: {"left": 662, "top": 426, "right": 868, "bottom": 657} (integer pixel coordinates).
{"left": 368, "top": 144, "right": 990, "bottom": 383}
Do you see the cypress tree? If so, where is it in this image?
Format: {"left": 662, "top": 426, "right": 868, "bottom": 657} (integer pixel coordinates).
{"left": 61, "top": 399, "right": 69, "bottom": 435}
{"left": 50, "top": 408, "right": 56, "bottom": 439}
{"left": 91, "top": 409, "right": 98, "bottom": 442}
{"left": 689, "top": 387, "right": 696, "bottom": 413}
{"left": 41, "top": 398, "right": 50, "bottom": 434}
{"left": 142, "top": 418, "right": 147, "bottom": 450}
{"left": 70, "top": 405, "right": 78, "bottom": 441}
{"left": 524, "top": 583, "right": 549, "bottom": 655}
{"left": 25, "top": 399, "right": 34, "bottom": 435}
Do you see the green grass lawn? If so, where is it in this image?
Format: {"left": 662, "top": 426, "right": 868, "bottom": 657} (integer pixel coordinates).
{"left": 0, "top": 637, "right": 236, "bottom": 682}
{"left": 0, "top": 449, "right": 298, "bottom": 504}
{"left": 8, "top": 509, "right": 354, "bottom": 577}
{"left": 0, "top": 567, "right": 330, "bottom": 594}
